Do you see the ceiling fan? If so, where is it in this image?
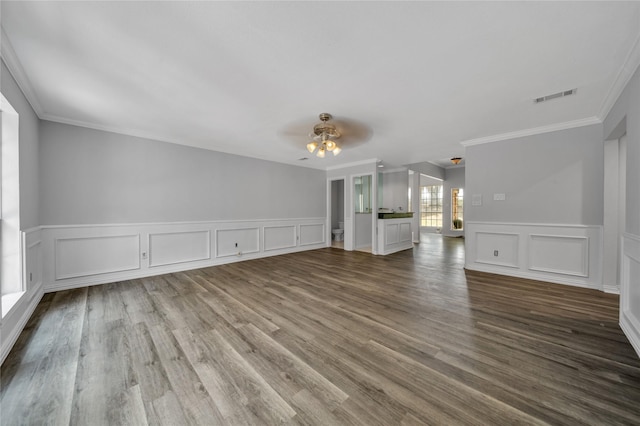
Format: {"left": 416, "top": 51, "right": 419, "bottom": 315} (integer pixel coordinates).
{"left": 280, "top": 113, "right": 373, "bottom": 157}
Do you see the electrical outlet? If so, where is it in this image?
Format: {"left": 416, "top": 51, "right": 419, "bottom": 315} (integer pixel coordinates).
{"left": 494, "top": 250, "right": 499, "bottom": 256}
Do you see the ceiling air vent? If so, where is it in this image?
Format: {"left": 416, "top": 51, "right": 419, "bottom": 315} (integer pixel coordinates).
{"left": 534, "top": 88, "right": 577, "bottom": 103}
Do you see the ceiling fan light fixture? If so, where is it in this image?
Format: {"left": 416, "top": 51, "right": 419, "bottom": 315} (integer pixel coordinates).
{"left": 305, "top": 113, "right": 342, "bottom": 158}
{"left": 325, "top": 139, "right": 337, "bottom": 151}
{"left": 306, "top": 141, "right": 318, "bottom": 153}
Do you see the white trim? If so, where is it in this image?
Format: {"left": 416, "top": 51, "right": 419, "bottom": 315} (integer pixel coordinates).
{"left": 621, "top": 311, "right": 640, "bottom": 359}
{"left": 148, "top": 230, "right": 211, "bottom": 267}
{"left": 0, "top": 283, "right": 44, "bottom": 365}
{"left": 464, "top": 264, "right": 599, "bottom": 290}
{"left": 39, "top": 217, "right": 326, "bottom": 230}
{"left": 598, "top": 31, "right": 640, "bottom": 120}
{"left": 39, "top": 112, "right": 201, "bottom": 152}
{"left": 263, "top": 225, "right": 297, "bottom": 252}
{"left": 528, "top": 234, "right": 589, "bottom": 277}
{"left": 465, "top": 221, "right": 599, "bottom": 229}
{"left": 54, "top": 234, "right": 141, "bottom": 280}
{"left": 460, "top": 117, "right": 601, "bottom": 147}
{"left": 620, "top": 232, "right": 640, "bottom": 358}
{"left": 465, "top": 222, "right": 602, "bottom": 290}
{"left": 0, "top": 27, "right": 44, "bottom": 116}
{"left": 603, "top": 284, "right": 620, "bottom": 294}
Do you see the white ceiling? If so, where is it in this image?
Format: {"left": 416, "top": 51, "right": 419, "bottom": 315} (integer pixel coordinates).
{"left": 2, "top": 1, "right": 640, "bottom": 170}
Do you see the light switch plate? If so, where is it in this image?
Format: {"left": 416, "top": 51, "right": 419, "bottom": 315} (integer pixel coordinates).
{"left": 472, "top": 194, "right": 482, "bottom": 206}
{"left": 493, "top": 193, "right": 506, "bottom": 201}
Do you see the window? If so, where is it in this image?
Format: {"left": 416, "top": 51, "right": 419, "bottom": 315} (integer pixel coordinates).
{"left": 452, "top": 188, "right": 464, "bottom": 230}
{"left": 1, "top": 92, "right": 23, "bottom": 318}
{"left": 420, "top": 185, "right": 443, "bottom": 227}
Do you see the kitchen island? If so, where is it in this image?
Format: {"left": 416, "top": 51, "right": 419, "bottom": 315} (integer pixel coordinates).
{"left": 377, "top": 212, "right": 414, "bottom": 255}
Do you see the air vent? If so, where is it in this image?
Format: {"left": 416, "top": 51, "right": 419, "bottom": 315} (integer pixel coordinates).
{"left": 534, "top": 88, "right": 576, "bottom": 103}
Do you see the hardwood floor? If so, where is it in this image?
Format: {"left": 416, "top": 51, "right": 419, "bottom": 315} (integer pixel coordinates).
{"left": 2, "top": 235, "right": 640, "bottom": 425}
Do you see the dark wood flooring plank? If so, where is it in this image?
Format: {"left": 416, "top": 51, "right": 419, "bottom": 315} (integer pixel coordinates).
{"left": 2, "top": 235, "right": 640, "bottom": 425}
{"left": 1, "top": 289, "right": 87, "bottom": 426}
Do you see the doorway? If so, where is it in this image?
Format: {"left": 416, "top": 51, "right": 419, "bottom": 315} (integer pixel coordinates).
{"left": 330, "top": 179, "right": 345, "bottom": 249}
{"left": 603, "top": 134, "right": 627, "bottom": 292}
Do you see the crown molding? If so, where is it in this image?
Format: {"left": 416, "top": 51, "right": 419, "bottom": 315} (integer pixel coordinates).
{"left": 325, "top": 158, "right": 379, "bottom": 171}
{"left": 460, "top": 116, "right": 602, "bottom": 147}
{"left": 598, "top": 26, "right": 640, "bottom": 120}
{"left": 0, "top": 26, "right": 44, "bottom": 116}
{"left": 39, "top": 112, "right": 194, "bottom": 148}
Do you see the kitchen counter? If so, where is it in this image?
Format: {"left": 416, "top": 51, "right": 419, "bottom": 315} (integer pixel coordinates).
{"left": 378, "top": 212, "right": 414, "bottom": 219}
{"left": 377, "top": 216, "right": 413, "bottom": 255}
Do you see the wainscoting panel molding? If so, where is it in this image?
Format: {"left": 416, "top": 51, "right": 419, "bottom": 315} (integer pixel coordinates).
{"left": 149, "top": 230, "right": 211, "bottom": 267}
{"left": 474, "top": 232, "right": 519, "bottom": 268}
{"left": 55, "top": 234, "right": 141, "bottom": 280}
{"left": 216, "top": 227, "right": 260, "bottom": 258}
{"left": 399, "top": 223, "right": 412, "bottom": 243}
{"left": 1, "top": 228, "right": 45, "bottom": 365}
{"left": 39, "top": 218, "right": 326, "bottom": 293}
{"left": 25, "top": 239, "right": 42, "bottom": 293}
{"left": 529, "top": 234, "right": 589, "bottom": 277}
{"left": 299, "top": 223, "right": 325, "bottom": 246}
{"left": 386, "top": 223, "right": 399, "bottom": 245}
{"left": 465, "top": 222, "right": 602, "bottom": 289}
{"left": 620, "top": 232, "right": 640, "bottom": 357}
{"left": 264, "top": 225, "right": 297, "bottom": 252}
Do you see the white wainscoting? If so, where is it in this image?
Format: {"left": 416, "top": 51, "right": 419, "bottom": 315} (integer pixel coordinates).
{"left": 376, "top": 218, "right": 414, "bottom": 255}
{"left": 620, "top": 232, "right": 640, "bottom": 357}
{"left": 39, "top": 218, "right": 326, "bottom": 293}
{"left": 475, "top": 232, "right": 519, "bottom": 268}
{"left": 1, "top": 228, "right": 44, "bottom": 365}
{"left": 529, "top": 234, "right": 589, "bottom": 277}
{"left": 299, "top": 223, "right": 325, "bottom": 246}
{"left": 149, "top": 230, "right": 211, "bottom": 267}
{"left": 465, "top": 222, "right": 602, "bottom": 289}
{"left": 264, "top": 225, "right": 297, "bottom": 252}
{"left": 216, "top": 227, "right": 260, "bottom": 258}
{"left": 55, "top": 234, "right": 141, "bottom": 280}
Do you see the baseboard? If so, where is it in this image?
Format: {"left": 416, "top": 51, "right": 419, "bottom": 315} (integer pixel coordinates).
{"left": 603, "top": 284, "right": 620, "bottom": 294}
{"left": 45, "top": 242, "right": 326, "bottom": 293}
{"left": 464, "top": 263, "right": 599, "bottom": 290}
{"left": 1, "top": 284, "right": 44, "bottom": 365}
{"left": 620, "top": 310, "right": 640, "bottom": 359}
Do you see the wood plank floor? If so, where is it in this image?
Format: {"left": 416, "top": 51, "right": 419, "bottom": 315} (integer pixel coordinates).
{"left": 2, "top": 234, "right": 640, "bottom": 425}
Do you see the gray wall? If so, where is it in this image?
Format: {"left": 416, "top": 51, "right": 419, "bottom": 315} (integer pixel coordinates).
{"left": 39, "top": 121, "right": 326, "bottom": 225}
{"left": 442, "top": 167, "right": 465, "bottom": 237}
{"left": 465, "top": 124, "right": 604, "bottom": 225}
{"left": 1, "top": 60, "right": 39, "bottom": 229}
{"left": 605, "top": 64, "right": 640, "bottom": 236}
{"left": 381, "top": 170, "right": 409, "bottom": 212}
